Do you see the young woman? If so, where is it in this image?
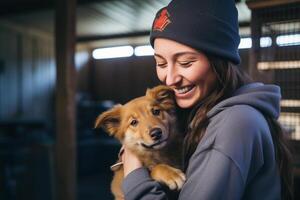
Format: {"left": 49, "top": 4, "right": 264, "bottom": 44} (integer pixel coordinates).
{"left": 121, "top": 0, "right": 293, "bottom": 199}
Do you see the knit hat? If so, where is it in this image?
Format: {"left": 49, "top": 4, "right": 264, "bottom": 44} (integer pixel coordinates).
{"left": 150, "top": 0, "right": 241, "bottom": 65}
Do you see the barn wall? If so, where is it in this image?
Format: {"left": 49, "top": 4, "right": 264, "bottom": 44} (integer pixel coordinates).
{"left": 0, "top": 22, "right": 56, "bottom": 121}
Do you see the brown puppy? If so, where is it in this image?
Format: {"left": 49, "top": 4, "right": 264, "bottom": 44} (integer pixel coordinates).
{"left": 95, "top": 85, "right": 185, "bottom": 200}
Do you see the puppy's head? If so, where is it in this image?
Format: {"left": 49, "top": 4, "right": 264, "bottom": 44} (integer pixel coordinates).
{"left": 95, "top": 85, "right": 177, "bottom": 152}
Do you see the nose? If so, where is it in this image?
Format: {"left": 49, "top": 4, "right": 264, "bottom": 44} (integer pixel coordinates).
{"left": 165, "top": 66, "right": 181, "bottom": 86}
{"left": 149, "top": 128, "right": 162, "bottom": 141}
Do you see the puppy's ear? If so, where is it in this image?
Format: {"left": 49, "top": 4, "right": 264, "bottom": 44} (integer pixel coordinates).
{"left": 94, "top": 105, "right": 122, "bottom": 137}
{"left": 146, "top": 85, "right": 175, "bottom": 109}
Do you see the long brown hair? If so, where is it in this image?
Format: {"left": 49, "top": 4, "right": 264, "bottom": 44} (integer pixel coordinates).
{"left": 182, "top": 55, "right": 293, "bottom": 199}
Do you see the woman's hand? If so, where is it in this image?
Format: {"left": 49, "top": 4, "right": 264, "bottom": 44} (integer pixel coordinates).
{"left": 121, "top": 146, "right": 143, "bottom": 177}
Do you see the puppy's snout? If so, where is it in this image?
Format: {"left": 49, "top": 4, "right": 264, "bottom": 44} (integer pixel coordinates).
{"left": 150, "top": 128, "right": 162, "bottom": 141}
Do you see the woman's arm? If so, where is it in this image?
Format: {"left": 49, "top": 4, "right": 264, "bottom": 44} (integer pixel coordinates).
{"left": 121, "top": 147, "right": 169, "bottom": 200}
{"left": 121, "top": 147, "right": 245, "bottom": 200}
{"left": 122, "top": 167, "right": 169, "bottom": 200}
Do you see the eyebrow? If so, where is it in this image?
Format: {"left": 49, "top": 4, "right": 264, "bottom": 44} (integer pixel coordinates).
{"left": 154, "top": 51, "right": 200, "bottom": 59}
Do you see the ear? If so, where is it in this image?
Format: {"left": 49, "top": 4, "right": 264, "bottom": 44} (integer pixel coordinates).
{"left": 94, "top": 105, "right": 122, "bottom": 137}
{"left": 146, "top": 85, "right": 176, "bottom": 109}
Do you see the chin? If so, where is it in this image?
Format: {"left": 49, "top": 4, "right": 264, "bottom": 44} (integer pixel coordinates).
{"left": 176, "top": 98, "right": 197, "bottom": 108}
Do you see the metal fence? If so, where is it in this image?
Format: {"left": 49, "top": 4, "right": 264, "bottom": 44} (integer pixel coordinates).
{"left": 249, "top": 1, "right": 300, "bottom": 140}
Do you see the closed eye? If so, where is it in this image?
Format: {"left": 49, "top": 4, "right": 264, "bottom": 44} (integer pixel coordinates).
{"left": 156, "top": 63, "right": 167, "bottom": 68}
{"left": 178, "top": 61, "right": 194, "bottom": 67}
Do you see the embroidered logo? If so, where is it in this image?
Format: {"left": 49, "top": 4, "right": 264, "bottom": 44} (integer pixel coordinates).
{"left": 153, "top": 8, "right": 171, "bottom": 32}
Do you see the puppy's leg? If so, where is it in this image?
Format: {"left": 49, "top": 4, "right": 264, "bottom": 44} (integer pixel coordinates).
{"left": 150, "top": 164, "right": 186, "bottom": 190}
{"left": 111, "top": 168, "right": 124, "bottom": 200}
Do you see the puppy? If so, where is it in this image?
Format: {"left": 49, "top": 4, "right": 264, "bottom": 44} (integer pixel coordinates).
{"left": 95, "top": 85, "right": 185, "bottom": 200}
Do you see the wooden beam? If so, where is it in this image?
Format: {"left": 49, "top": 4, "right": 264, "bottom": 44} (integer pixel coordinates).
{"left": 0, "top": 0, "right": 52, "bottom": 16}
{"left": 54, "top": 0, "right": 77, "bottom": 199}
{"left": 77, "top": 31, "right": 150, "bottom": 43}
{"left": 0, "top": 0, "right": 110, "bottom": 16}
{"left": 247, "top": 0, "right": 300, "bottom": 9}
{"left": 0, "top": 0, "right": 244, "bottom": 17}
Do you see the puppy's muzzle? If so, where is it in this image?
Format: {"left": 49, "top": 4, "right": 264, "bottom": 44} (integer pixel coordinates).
{"left": 150, "top": 128, "right": 162, "bottom": 141}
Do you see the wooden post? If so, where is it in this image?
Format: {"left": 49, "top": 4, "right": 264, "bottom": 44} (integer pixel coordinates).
{"left": 54, "top": 0, "right": 77, "bottom": 199}
{"left": 248, "top": 11, "right": 262, "bottom": 81}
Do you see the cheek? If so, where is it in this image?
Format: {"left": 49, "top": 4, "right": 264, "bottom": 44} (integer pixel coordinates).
{"left": 197, "top": 69, "right": 217, "bottom": 92}
{"left": 123, "top": 129, "right": 139, "bottom": 145}
{"left": 188, "top": 60, "right": 215, "bottom": 83}
{"left": 186, "top": 67, "right": 209, "bottom": 83}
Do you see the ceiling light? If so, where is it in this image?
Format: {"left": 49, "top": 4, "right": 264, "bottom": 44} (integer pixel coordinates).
{"left": 276, "top": 34, "right": 300, "bottom": 46}
{"left": 92, "top": 46, "right": 134, "bottom": 59}
{"left": 134, "top": 45, "right": 154, "bottom": 56}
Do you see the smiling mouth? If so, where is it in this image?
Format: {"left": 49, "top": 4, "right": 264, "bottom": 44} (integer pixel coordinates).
{"left": 174, "top": 85, "right": 195, "bottom": 95}
{"left": 141, "top": 138, "right": 168, "bottom": 149}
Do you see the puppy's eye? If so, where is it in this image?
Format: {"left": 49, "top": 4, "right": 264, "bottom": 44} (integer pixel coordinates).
{"left": 130, "top": 119, "right": 138, "bottom": 127}
{"left": 152, "top": 108, "right": 160, "bottom": 116}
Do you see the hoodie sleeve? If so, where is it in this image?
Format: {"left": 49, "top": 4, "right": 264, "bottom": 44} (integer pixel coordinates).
{"left": 122, "top": 167, "right": 169, "bottom": 200}
{"left": 178, "top": 148, "right": 245, "bottom": 200}
{"left": 122, "top": 149, "right": 245, "bottom": 200}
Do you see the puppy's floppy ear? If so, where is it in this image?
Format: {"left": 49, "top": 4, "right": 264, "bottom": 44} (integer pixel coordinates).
{"left": 94, "top": 105, "right": 122, "bottom": 137}
{"left": 146, "top": 85, "right": 175, "bottom": 109}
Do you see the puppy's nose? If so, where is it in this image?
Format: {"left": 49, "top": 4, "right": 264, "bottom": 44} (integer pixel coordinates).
{"left": 150, "top": 128, "right": 162, "bottom": 141}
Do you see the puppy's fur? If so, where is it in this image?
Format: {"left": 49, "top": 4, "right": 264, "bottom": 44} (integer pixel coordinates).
{"left": 95, "top": 85, "right": 185, "bottom": 200}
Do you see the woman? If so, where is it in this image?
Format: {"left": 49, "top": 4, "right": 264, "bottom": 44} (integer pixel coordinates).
{"left": 121, "top": 0, "right": 293, "bottom": 199}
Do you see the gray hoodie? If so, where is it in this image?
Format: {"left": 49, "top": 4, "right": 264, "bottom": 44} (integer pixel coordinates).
{"left": 122, "top": 82, "right": 281, "bottom": 200}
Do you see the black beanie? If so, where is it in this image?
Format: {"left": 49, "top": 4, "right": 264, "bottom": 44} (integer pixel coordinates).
{"left": 150, "top": 0, "right": 241, "bottom": 65}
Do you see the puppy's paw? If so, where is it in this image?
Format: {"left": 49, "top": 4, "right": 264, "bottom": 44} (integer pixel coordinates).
{"left": 150, "top": 164, "right": 186, "bottom": 190}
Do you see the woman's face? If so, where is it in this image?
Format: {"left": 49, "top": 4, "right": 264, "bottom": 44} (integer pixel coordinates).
{"left": 154, "top": 38, "right": 217, "bottom": 108}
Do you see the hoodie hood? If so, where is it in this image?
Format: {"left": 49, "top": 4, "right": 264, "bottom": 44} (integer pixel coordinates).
{"left": 207, "top": 82, "right": 281, "bottom": 119}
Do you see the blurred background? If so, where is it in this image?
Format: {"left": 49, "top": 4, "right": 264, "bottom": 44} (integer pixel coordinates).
{"left": 0, "top": 0, "right": 299, "bottom": 199}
